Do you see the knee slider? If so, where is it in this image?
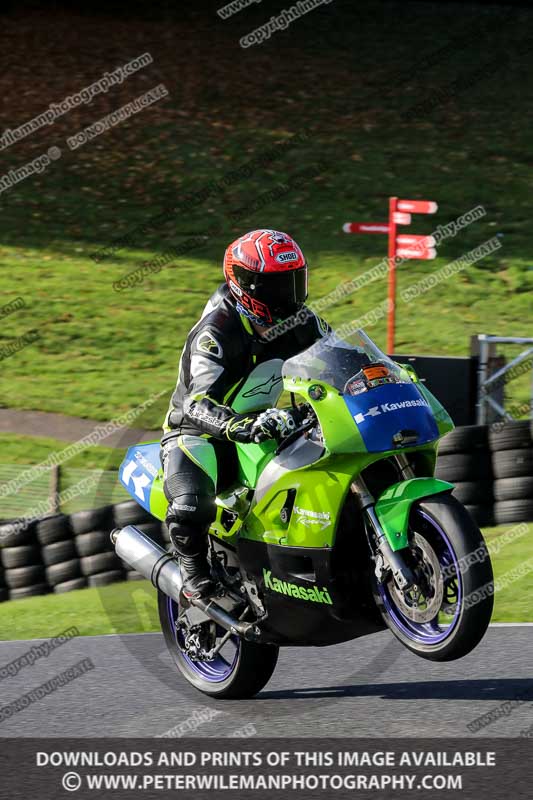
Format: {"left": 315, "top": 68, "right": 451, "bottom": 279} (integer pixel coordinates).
{"left": 167, "top": 495, "right": 215, "bottom": 527}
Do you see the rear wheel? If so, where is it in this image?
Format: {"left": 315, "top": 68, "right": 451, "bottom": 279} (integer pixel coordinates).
{"left": 373, "top": 493, "right": 493, "bottom": 661}
{"left": 158, "top": 591, "right": 279, "bottom": 699}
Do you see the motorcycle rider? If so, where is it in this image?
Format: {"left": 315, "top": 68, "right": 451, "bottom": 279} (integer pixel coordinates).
{"left": 161, "top": 229, "right": 330, "bottom": 599}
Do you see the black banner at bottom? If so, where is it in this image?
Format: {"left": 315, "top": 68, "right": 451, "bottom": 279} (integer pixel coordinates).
{"left": 0, "top": 738, "right": 531, "bottom": 799}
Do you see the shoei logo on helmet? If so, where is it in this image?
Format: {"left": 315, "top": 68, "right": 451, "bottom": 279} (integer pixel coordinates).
{"left": 276, "top": 251, "right": 298, "bottom": 263}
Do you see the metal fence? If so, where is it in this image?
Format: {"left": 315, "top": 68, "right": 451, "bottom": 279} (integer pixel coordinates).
{"left": 0, "top": 463, "right": 129, "bottom": 519}
{"left": 476, "top": 335, "right": 533, "bottom": 425}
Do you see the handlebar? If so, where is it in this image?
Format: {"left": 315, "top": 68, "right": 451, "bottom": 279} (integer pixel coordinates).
{"left": 274, "top": 405, "right": 318, "bottom": 455}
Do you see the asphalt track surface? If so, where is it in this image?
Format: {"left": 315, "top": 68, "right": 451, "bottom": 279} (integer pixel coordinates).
{"left": 0, "top": 407, "right": 159, "bottom": 446}
{"left": 0, "top": 625, "right": 531, "bottom": 738}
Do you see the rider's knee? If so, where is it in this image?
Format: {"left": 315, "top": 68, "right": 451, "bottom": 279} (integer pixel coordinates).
{"left": 166, "top": 494, "right": 215, "bottom": 528}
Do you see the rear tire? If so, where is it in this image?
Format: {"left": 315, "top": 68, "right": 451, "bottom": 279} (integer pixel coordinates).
{"left": 158, "top": 590, "right": 279, "bottom": 699}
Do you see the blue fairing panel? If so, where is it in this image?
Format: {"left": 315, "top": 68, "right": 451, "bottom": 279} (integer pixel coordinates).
{"left": 343, "top": 382, "right": 439, "bottom": 453}
{"left": 118, "top": 441, "right": 161, "bottom": 512}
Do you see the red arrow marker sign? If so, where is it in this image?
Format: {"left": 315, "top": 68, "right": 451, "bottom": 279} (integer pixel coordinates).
{"left": 396, "top": 246, "right": 437, "bottom": 260}
{"left": 343, "top": 195, "right": 439, "bottom": 354}
{"left": 397, "top": 199, "right": 438, "bottom": 214}
{"left": 396, "top": 234, "right": 436, "bottom": 248}
{"left": 392, "top": 212, "right": 411, "bottom": 225}
{"left": 343, "top": 222, "right": 390, "bottom": 234}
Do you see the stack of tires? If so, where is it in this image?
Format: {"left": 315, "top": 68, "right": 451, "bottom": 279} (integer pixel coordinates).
{"left": 436, "top": 425, "right": 494, "bottom": 527}
{"left": 0, "top": 502, "right": 169, "bottom": 602}
{"left": 70, "top": 504, "right": 125, "bottom": 589}
{"left": 0, "top": 520, "right": 49, "bottom": 599}
{"left": 37, "top": 514, "right": 83, "bottom": 594}
{"left": 490, "top": 420, "right": 533, "bottom": 525}
{"left": 0, "top": 558, "right": 6, "bottom": 602}
{"left": 112, "top": 500, "right": 170, "bottom": 581}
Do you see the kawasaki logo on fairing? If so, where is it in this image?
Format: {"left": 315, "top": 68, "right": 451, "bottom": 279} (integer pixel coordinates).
{"left": 354, "top": 398, "right": 429, "bottom": 424}
{"left": 294, "top": 505, "right": 331, "bottom": 530}
{"left": 381, "top": 399, "right": 429, "bottom": 411}
{"left": 263, "top": 569, "right": 332, "bottom": 605}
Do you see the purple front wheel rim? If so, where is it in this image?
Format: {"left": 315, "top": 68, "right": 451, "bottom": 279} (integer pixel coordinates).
{"left": 378, "top": 509, "right": 462, "bottom": 645}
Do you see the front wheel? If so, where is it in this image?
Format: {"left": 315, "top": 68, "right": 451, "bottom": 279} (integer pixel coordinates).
{"left": 373, "top": 493, "right": 494, "bottom": 661}
{"left": 158, "top": 591, "right": 279, "bottom": 699}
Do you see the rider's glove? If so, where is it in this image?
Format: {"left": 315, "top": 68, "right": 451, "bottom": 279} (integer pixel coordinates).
{"left": 226, "top": 406, "right": 310, "bottom": 444}
{"left": 225, "top": 413, "right": 258, "bottom": 443}
{"left": 250, "top": 408, "right": 297, "bottom": 443}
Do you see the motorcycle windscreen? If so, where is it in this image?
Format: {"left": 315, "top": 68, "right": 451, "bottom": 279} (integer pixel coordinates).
{"left": 118, "top": 442, "right": 161, "bottom": 512}
{"left": 343, "top": 382, "right": 439, "bottom": 453}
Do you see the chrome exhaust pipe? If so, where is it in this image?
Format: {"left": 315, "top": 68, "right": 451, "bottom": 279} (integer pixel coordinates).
{"left": 111, "top": 525, "right": 260, "bottom": 641}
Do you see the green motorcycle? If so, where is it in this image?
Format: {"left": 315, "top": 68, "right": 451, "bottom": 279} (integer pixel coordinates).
{"left": 114, "top": 328, "right": 494, "bottom": 699}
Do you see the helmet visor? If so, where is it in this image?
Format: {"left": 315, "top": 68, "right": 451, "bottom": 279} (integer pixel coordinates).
{"left": 233, "top": 265, "right": 308, "bottom": 320}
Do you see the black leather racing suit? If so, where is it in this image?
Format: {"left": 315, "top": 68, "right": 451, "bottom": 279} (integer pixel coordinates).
{"left": 161, "top": 282, "right": 330, "bottom": 551}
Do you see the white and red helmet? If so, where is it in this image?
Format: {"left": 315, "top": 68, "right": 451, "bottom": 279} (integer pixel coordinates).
{"left": 224, "top": 229, "right": 308, "bottom": 325}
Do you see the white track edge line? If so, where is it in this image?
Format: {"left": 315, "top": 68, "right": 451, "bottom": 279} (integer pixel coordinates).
{"left": 1, "top": 624, "right": 532, "bottom": 646}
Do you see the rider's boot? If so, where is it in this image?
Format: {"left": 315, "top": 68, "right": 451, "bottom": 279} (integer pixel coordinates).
{"left": 168, "top": 523, "right": 215, "bottom": 600}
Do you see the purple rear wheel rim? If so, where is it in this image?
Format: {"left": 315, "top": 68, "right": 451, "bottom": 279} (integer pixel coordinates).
{"left": 166, "top": 596, "right": 240, "bottom": 683}
{"left": 378, "top": 509, "right": 462, "bottom": 645}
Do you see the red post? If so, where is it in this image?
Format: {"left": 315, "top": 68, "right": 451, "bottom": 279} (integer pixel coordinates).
{"left": 343, "top": 196, "right": 437, "bottom": 354}
{"left": 387, "top": 196, "right": 398, "bottom": 354}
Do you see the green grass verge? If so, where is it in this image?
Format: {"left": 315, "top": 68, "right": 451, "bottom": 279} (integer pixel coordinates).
{"left": 1, "top": 523, "right": 530, "bottom": 641}
{"left": 482, "top": 525, "right": 533, "bottom": 624}
{"left": 0, "top": 434, "right": 129, "bottom": 517}
{"left": 0, "top": 434, "right": 125, "bottom": 470}
{"left": 0, "top": 580, "right": 158, "bottom": 641}
{"left": 1, "top": 4, "right": 532, "bottom": 429}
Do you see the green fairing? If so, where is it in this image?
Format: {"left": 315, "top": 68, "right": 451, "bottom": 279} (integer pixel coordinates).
{"left": 284, "top": 376, "right": 366, "bottom": 453}
{"left": 374, "top": 477, "right": 454, "bottom": 551}
{"left": 416, "top": 382, "right": 454, "bottom": 438}
{"left": 243, "top": 453, "right": 357, "bottom": 548}
{"left": 147, "top": 364, "right": 454, "bottom": 557}
{"left": 149, "top": 471, "right": 167, "bottom": 521}
{"left": 236, "top": 439, "right": 277, "bottom": 488}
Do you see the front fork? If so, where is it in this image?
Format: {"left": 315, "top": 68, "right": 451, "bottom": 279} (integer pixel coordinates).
{"left": 351, "top": 454, "right": 416, "bottom": 592}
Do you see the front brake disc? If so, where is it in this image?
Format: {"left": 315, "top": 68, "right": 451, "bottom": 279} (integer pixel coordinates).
{"left": 388, "top": 532, "right": 444, "bottom": 623}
